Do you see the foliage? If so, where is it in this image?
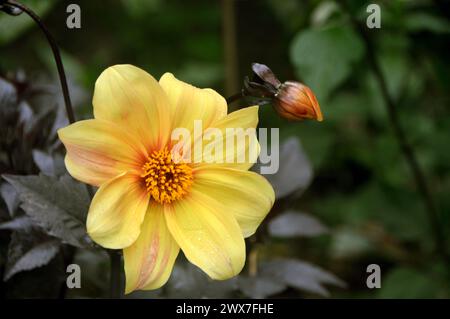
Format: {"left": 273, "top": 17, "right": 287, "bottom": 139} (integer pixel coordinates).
{"left": 3, "top": 174, "right": 91, "bottom": 248}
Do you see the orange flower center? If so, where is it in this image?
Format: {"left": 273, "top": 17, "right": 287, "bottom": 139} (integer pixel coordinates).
{"left": 141, "top": 148, "right": 193, "bottom": 204}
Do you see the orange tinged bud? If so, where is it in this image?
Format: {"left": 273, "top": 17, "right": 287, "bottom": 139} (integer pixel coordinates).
{"left": 274, "top": 81, "right": 323, "bottom": 121}
{"left": 244, "top": 63, "right": 323, "bottom": 122}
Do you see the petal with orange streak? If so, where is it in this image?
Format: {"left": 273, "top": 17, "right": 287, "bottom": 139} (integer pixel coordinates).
{"left": 123, "top": 202, "right": 179, "bottom": 293}
{"left": 58, "top": 119, "right": 147, "bottom": 187}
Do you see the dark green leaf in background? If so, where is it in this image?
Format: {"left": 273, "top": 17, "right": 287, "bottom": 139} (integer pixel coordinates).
{"left": 290, "top": 24, "right": 364, "bottom": 101}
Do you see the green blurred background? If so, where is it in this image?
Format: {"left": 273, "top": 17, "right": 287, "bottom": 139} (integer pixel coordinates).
{"left": 1, "top": 0, "right": 450, "bottom": 298}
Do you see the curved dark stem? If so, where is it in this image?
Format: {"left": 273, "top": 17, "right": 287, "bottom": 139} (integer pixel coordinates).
{"left": 226, "top": 91, "right": 243, "bottom": 104}
{"left": 2, "top": 0, "right": 96, "bottom": 198}
{"left": 1, "top": 0, "right": 100, "bottom": 298}
{"left": 4, "top": 0, "right": 75, "bottom": 124}
{"left": 339, "top": 0, "right": 448, "bottom": 264}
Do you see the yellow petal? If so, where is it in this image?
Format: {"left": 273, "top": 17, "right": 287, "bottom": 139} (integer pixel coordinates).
{"left": 123, "top": 202, "right": 179, "bottom": 293}
{"left": 193, "top": 106, "right": 260, "bottom": 170}
{"left": 192, "top": 167, "right": 275, "bottom": 237}
{"left": 86, "top": 172, "right": 149, "bottom": 249}
{"left": 159, "top": 72, "right": 227, "bottom": 132}
{"left": 93, "top": 64, "right": 172, "bottom": 151}
{"left": 165, "top": 190, "right": 245, "bottom": 280}
{"left": 58, "top": 119, "right": 147, "bottom": 186}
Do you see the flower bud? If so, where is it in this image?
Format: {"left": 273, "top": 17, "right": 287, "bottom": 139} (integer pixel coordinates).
{"left": 244, "top": 63, "right": 323, "bottom": 122}
{"left": 251, "top": 63, "right": 281, "bottom": 89}
{"left": 274, "top": 81, "right": 323, "bottom": 121}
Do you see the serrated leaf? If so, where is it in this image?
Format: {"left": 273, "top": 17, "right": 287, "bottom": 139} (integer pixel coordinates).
{"left": 264, "top": 137, "right": 313, "bottom": 199}
{"left": 268, "top": 210, "right": 328, "bottom": 238}
{"left": 2, "top": 174, "right": 92, "bottom": 248}
{"left": 260, "top": 259, "right": 345, "bottom": 297}
{"left": 4, "top": 230, "right": 59, "bottom": 281}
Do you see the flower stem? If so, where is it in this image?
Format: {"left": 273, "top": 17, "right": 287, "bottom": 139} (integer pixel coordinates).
{"left": 226, "top": 91, "right": 243, "bottom": 104}
{"left": 248, "top": 237, "right": 259, "bottom": 277}
{"left": 3, "top": 0, "right": 75, "bottom": 124}
{"left": 108, "top": 250, "right": 122, "bottom": 299}
{"left": 339, "top": 0, "right": 448, "bottom": 264}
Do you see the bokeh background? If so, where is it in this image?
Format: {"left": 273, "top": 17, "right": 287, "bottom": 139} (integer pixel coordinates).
{"left": 1, "top": 0, "right": 450, "bottom": 298}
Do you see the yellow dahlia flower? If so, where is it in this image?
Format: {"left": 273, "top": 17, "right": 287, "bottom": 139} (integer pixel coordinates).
{"left": 58, "top": 64, "right": 275, "bottom": 293}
